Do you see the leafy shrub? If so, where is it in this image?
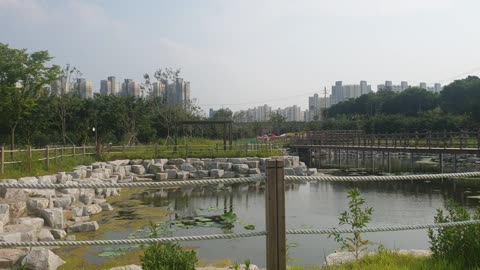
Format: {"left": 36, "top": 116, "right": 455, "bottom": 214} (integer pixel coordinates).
{"left": 428, "top": 200, "right": 480, "bottom": 268}
{"left": 141, "top": 222, "right": 198, "bottom": 270}
{"left": 329, "top": 188, "right": 373, "bottom": 260}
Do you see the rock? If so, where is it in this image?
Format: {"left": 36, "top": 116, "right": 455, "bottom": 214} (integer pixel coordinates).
{"left": 21, "top": 247, "right": 66, "bottom": 270}
{"left": 245, "top": 161, "right": 260, "bottom": 168}
{"left": 71, "top": 207, "right": 84, "bottom": 217}
{"left": 84, "top": 204, "right": 102, "bottom": 215}
{"left": 53, "top": 197, "right": 72, "bottom": 209}
{"left": 223, "top": 171, "right": 236, "bottom": 178}
{"left": 108, "top": 159, "right": 130, "bottom": 166}
{"left": 55, "top": 172, "right": 68, "bottom": 184}
{"left": 0, "top": 248, "right": 27, "bottom": 269}
{"left": 168, "top": 158, "right": 186, "bottom": 166}
{"left": 68, "top": 221, "right": 99, "bottom": 232}
{"left": 1, "top": 188, "right": 27, "bottom": 200}
{"left": 165, "top": 169, "right": 178, "bottom": 179}
{"left": 191, "top": 161, "right": 205, "bottom": 170}
{"left": 79, "top": 188, "right": 96, "bottom": 205}
{"left": 248, "top": 168, "right": 261, "bottom": 175}
{"left": 164, "top": 164, "right": 178, "bottom": 170}
{"left": 40, "top": 208, "right": 64, "bottom": 229}
{"left": 228, "top": 158, "right": 247, "bottom": 164}
{"left": 65, "top": 235, "right": 76, "bottom": 241}
{"left": 155, "top": 173, "right": 168, "bottom": 181}
{"left": 100, "top": 203, "right": 114, "bottom": 211}
{"left": 14, "top": 217, "right": 44, "bottom": 231}
{"left": 110, "top": 265, "right": 143, "bottom": 270}
{"left": 180, "top": 163, "right": 196, "bottom": 172}
{"left": 142, "top": 159, "right": 154, "bottom": 172}
{"left": 50, "top": 229, "right": 67, "bottom": 240}
{"left": 27, "top": 198, "right": 50, "bottom": 214}
{"left": 4, "top": 224, "right": 37, "bottom": 241}
{"left": 232, "top": 164, "right": 250, "bottom": 174}
{"left": 205, "top": 162, "right": 220, "bottom": 170}
{"left": 37, "top": 175, "right": 55, "bottom": 184}
{"left": 197, "top": 170, "right": 209, "bottom": 178}
{"left": 218, "top": 162, "right": 233, "bottom": 171}
{"left": 38, "top": 228, "right": 55, "bottom": 241}
{"left": 149, "top": 163, "right": 164, "bottom": 174}
{"left": 214, "top": 158, "right": 228, "bottom": 162}
{"left": 0, "top": 232, "right": 21, "bottom": 242}
{"left": 131, "top": 165, "right": 146, "bottom": 175}
{"left": 293, "top": 167, "right": 305, "bottom": 176}
{"left": 73, "top": 216, "right": 90, "bottom": 223}
{"left": 284, "top": 168, "right": 295, "bottom": 176}
{"left": 129, "top": 159, "right": 143, "bottom": 165}
{"left": 0, "top": 204, "right": 9, "bottom": 224}
{"left": 210, "top": 169, "right": 224, "bottom": 178}
{"left": 307, "top": 168, "right": 318, "bottom": 176}
{"left": 176, "top": 171, "right": 189, "bottom": 180}
{"left": 8, "top": 201, "right": 27, "bottom": 219}
{"left": 18, "top": 177, "right": 38, "bottom": 185}
{"left": 326, "top": 251, "right": 361, "bottom": 265}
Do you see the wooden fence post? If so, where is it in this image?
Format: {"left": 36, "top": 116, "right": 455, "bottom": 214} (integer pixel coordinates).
{"left": 73, "top": 145, "right": 76, "bottom": 157}
{"left": 54, "top": 146, "right": 58, "bottom": 168}
{"left": 28, "top": 146, "right": 32, "bottom": 173}
{"left": 0, "top": 146, "right": 4, "bottom": 175}
{"left": 61, "top": 146, "right": 64, "bottom": 160}
{"left": 82, "top": 144, "right": 86, "bottom": 162}
{"left": 45, "top": 145, "right": 50, "bottom": 170}
{"left": 265, "top": 159, "right": 286, "bottom": 270}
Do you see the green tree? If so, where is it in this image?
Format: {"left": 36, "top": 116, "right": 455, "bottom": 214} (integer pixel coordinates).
{"left": 0, "top": 43, "right": 60, "bottom": 150}
{"left": 269, "top": 112, "right": 286, "bottom": 134}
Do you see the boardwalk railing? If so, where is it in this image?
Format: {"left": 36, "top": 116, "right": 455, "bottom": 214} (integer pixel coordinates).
{"left": 292, "top": 130, "right": 480, "bottom": 150}
{"left": 1, "top": 161, "right": 480, "bottom": 269}
{"left": 0, "top": 143, "right": 281, "bottom": 175}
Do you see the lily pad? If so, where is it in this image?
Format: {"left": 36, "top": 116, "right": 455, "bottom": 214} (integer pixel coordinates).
{"left": 244, "top": 224, "right": 255, "bottom": 230}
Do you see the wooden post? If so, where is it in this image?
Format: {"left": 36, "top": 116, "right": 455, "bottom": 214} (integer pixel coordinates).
{"left": 185, "top": 144, "right": 189, "bottom": 159}
{"left": 387, "top": 151, "right": 391, "bottom": 173}
{"left": 54, "top": 146, "right": 58, "bottom": 168}
{"left": 245, "top": 143, "right": 248, "bottom": 156}
{"left": 0, "top": 146, "right": 4, "bottom": 175}
{"left": 438, "top": 153, "right": 443, "bottom": 173}
{"left": 370, "top": 150, "right": 374, "bottom": 173}
{"left": 453, "top": 153, "right": 457, "bottom": 173}
{"left": 45, "top": 145, "right": 50, "bottom": 170}
{"left": 61, "top": 146, "right": 64, "bottom": 160}
{"left": 229, "top": 122, "right": 233, "bottom": 150}
{"left": 411, "top": 152, "right": 414, "bottom": 173}
{"left": 223, "top": 123, "right": 227, "bottom": 151}
{"left": 265, "top": 159, "right": 286, "bottom": 270}
{"left": 73, "top": 145, "right": 76, "bottom": 157}
{"left": 28, "top": 146, "right": 32, "bottom": 173}
{"left": 82, "top": 144, "right": 86, "bottom": 162}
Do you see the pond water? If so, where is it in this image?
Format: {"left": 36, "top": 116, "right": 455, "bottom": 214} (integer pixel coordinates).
{"left": 57, "top": 169, "right": 480, "bottom": 268}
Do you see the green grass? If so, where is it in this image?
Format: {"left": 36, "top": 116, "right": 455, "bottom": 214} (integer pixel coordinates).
{"left": 289, "top": 250, "right": 478, "bottom": 270}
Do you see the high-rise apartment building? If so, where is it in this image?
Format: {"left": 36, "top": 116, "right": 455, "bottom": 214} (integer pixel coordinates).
{"left": 100, "top": 80, "right": 111, "bottom": 95}
{"left": 76, "top": 78, "right": 93, "bottom": 99}
{"left": 51, "top": 76, "right": 70, "bottom": 96}
{"left": 401, "top": 81, "right": 409, "bottom": 91}
{"left": 419, "top": 82, "right": 427, "bottom": 89}
{"left": 152, "top": 82, "right": 166, "bottom": 98}
{"left": 434, "top": 83, "right": 443, "bottom": 93}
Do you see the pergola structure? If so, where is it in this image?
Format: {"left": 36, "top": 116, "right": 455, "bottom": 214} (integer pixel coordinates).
{"left": 178, "top": 120, "right": 233, "bottom": 150}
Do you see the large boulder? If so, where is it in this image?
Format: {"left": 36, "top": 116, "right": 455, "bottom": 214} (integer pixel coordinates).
{"left": 0, "top": 248, "right": 26, "bottom": 269}
{"left": 1, "top": 188, "right": 27, "bottom": 201}
{"left": 222, "top": 171, "right": 236, "bottom": 178}
{"left": 245, "top": 161, "right": 260, "bottom": 169}
{"left": 210, "top": 169, "right": 224, "bottom": 178}
{"left": 232, "top": 164, "right": 249, "bottom": 174}
{"left": 204, "top": 162, "right": 220, "bottom": 170}
{"left": 27, "top": 198, "right": 50, "bottom": 214}
{"left": 110, "top": 265, "right": 143, "bottom": 270}
{"left": 8, "top": 201, "right": 27, "bottom": 219}
{"left": 180, "top": 163, "right": 196, "bottom": 172}
{"left": 248, "top": 168, "right": 261, "bottom": 175}
{"left": 307, "top": 168, "right": 317, "bottom": 176}
{"left": 53, "top": 196, "right": 72, "bottom": 209}
{"left": 0, "top": 232, "right": 21, "bottom": 242}
{"left": 40, "top": 208, "right": 64, "bottom": 229}
{"left": 17, "top": 177, "right": 38, "bottom": 185}
{"left": 176, "top": 171, "right": 189, "bottom": 180}
{"left": 165, "top": 169, "right": 178, "bottom": 179}
{"left": 50, "top": 229, "right": 67, "bottom": 240}
{"left": 4, "top": 224, "right": 37, "bottom": 242}
{"left": 14, "top": 217, "right": 44, "bottom": 231}
{"left": 37, "top": 175, "right": 55, "bottom": 184}
{"left": 21, "top": 247, "right": 66, "bottom": 270}
{"left": 168, "top": 158, "right": 186, "bottom": 167}
{"left": 84, "top": 204, "right": 102, "bottom": 215}
{"left": 68, "top": 221, "right": 99, "bottom": 232}
{"left": 191, "top": 161, "right": 205, "bottom": 170}
{"left": 149, "top": 163, "right": 164, "bottom": 174}
{"left": 79, "top": 188, "right": 96, "bottom": 205}
{"left": 219, "top": 162, "right": 233, "bottom": 171}
{"left": 228, "top": 158, "right": 247, "bottom": 164}
{"left": 131, "top": 165, "right": 146, "bottom": 175}
{"left": 38, "top": 229, "right": 55, "bottom": 242}
{"left": 293, "top": 167, "right": 305, "bottom": 176}
{"left": 0, "top": 204, "right": 9, "bottom": 224}
{"left": 284, "top": 168, "right": 295, "bottom": 176}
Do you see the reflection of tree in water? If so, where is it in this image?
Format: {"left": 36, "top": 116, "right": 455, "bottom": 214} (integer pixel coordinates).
{"left": 133, "top": 184, "right": 266, "bottom": 219}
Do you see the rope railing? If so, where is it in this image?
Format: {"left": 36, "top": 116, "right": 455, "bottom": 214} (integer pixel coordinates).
{"left": 285, "top": 172, "right": 480, "bottom": 182}
{"left": 1, "top": 220, "right": 479, "bottom": 248}
{"left": 0, "top": 176, "right": 265, "bottom": 189}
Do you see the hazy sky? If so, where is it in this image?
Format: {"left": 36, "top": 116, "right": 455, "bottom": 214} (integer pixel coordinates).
{"left": 2, "top": 0, "right": 480, "bottom": 113}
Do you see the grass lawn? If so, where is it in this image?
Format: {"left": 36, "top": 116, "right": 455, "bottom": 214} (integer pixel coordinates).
{"left": 289, "top": 251, "right": 477, "bottom": 270}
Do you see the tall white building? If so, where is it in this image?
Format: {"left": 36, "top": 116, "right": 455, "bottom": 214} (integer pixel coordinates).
{"left": 331, "top": 81, "right": 371, "bottom": 105}
{"left": 76, "top": 78, "right": 93, "bottom": 99}
{"left": 51, "top": 76, "right": 70, "bottom": 96}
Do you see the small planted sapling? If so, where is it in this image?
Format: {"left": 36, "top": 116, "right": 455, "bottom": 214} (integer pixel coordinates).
{"left": 329, "top": 188, "right": 373, "bottom": 260}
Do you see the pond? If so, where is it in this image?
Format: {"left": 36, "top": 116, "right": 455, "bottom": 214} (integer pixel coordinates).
{"left": 56, "top": 171, "right": 480, "bottom": 269}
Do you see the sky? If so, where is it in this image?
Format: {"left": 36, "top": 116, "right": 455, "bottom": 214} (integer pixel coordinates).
{"left": 2, "top": 0, "right": 480, "bottom": 114}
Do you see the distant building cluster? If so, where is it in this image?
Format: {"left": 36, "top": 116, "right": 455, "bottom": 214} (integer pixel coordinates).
{"left": 219, "top": 79, "right": 444, "bottom": 123}
{"left": 49, "top": 75, "right": 192, "bottom": 110}
{"left": 377, "top": 81, "right": 442, "bottom": 93}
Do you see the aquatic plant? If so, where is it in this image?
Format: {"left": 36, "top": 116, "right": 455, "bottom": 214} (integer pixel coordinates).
{"left": 243, "top": 224, "right": 255, "bottom": 230}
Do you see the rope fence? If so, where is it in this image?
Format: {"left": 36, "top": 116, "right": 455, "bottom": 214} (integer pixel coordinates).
{"left": 2, "top": 160, "right": 480, "bottom": 269}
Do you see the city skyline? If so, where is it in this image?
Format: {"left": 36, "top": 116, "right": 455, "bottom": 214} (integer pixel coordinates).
{"left": 2, "top": 0, "right": 480, "bottom": 112}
